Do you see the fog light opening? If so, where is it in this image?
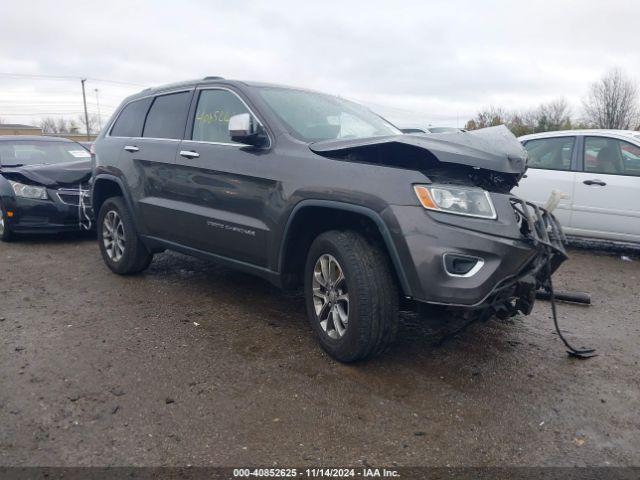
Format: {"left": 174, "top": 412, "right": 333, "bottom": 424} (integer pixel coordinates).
{"left": 443, "top": 253, "right": 484, "bottom": 277}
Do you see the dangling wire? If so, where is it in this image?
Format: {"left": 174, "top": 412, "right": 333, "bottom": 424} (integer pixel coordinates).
{"left": 544, "top": 261, "right": 596, "bottom": 359}
{"left": 78, "top": 183, "right": 92, "bottom": 231}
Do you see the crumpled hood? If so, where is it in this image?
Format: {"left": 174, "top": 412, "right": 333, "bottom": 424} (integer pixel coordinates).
{"left": 309, "top": 125, "right": 527, "bottom": 175}
{"left": 1, "top": 160, "right": 91, "bottom": 188}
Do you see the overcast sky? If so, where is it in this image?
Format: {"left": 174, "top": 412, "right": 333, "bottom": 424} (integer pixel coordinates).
{"left": 1, "top": 0, "right": 639, "bottom": 128}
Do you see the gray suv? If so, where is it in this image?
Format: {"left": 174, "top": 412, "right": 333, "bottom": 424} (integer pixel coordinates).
{"left": 91, "top": 77, "right": 566, "bottom": 362}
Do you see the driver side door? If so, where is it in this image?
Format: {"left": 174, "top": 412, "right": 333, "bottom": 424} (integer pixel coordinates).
{"left": 169, "top": 87, "right": 278, "bottom": 267}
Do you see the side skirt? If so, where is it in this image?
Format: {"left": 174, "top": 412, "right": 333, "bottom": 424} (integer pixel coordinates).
{"left": 141, "top": 235, "right": 283, "bottom": 288}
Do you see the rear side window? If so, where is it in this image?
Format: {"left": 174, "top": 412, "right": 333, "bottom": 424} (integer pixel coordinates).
{"left": 110, "top": 98, "right": 152, "bottom": 137}
{"left": 584, "top": 136, "right": 640, "bottom": 176}
{"left": 524, "top": 137, "right": 575, "bottom": 171}
{"left": 143, "top": 91, "right": 191, "bottom": 140}
{"left": 192, "top": 89, "right": 251, "bottom": 144}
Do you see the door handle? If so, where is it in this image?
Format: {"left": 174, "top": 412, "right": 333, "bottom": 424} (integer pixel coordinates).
{"left": 583, "top": 179, "right": 606, "bottom": 186}
{"left": 124, "top": 145, "right": 139, "bottom": 152}
{"left": 180, "top": 150, "right": 200, "bottom": 159}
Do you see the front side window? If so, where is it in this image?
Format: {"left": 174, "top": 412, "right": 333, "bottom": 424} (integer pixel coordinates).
{"left": 584, "top": 136, "right": 640, "bottom": 176}
{"left": 110, "top": 98, "right": 152, "bottom": 137}
{"left": 257, "top": 87, "right": 401, "bottom": 142}
{"left": 524, "top": 137, "right": 575, "bottom": 171}
{"left": 192, "top": 89, "right": 251, "bottom": 144}
{"left": 143, "top": 91, "right": 191, "bottom": 140}
{"left": 0, "top": 141, "right": 90, "bottom": 166}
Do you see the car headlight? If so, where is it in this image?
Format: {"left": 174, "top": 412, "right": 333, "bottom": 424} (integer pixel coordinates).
{"left": 8, "top": 180, "right": 48, "bottom": 200}
{"left": 413, "top": 184, "right": 497, "bottom": 219}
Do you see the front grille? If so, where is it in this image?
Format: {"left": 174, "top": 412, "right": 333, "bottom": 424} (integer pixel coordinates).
{"left": 56, "top": 189, "right": 91, "bottom": 207}
{"left": 509, "top": 197, "right": 566, "bottom": 254}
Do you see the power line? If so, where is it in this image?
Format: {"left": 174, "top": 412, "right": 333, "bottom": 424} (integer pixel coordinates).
{"left": 0, "top": 72, "right": 147, "bottom": 87}
{"left": 0, "top": 103, "right": 118, "bottom": 109}
{"left": 1, "top": 111, "right": 105, "bottom": 116}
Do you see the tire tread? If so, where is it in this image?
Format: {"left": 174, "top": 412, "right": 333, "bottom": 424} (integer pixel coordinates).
{"left": 305, "top": 229, "right": 398, "bottom": 362}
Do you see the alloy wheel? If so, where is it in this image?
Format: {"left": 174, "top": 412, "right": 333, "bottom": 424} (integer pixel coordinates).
{"left": 102, "top": 210, "right": 126, "bottom": 262}
{"left": 312, "top": 254, "right": 349, "bottom": 339}
{"left": 0, "top": 209, "right": 4, "bottom": 236}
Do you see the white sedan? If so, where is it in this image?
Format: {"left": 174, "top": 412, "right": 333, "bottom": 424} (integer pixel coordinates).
{"left": 513, "top": 129, "right": 640, "bottom": 245}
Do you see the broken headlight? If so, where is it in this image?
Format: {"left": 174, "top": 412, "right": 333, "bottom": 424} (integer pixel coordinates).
{"left": 413, "top": 184, "right": 497, "bottom": 219}
{"left": 8, "top": 180, "right": 48, "bottom": 200}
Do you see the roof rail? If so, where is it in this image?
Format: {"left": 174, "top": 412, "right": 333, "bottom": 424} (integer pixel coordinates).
{"left": 203, "top": 76, "right": 224, "bottom": 80}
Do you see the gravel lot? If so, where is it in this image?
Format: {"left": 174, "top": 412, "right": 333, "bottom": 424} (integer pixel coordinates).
{"left": 1, "top": 234, "right": 638, "bottom": 467}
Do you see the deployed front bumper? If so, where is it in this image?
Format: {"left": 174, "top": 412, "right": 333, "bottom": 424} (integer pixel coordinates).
{"left": 2, "top": 187, "right": 93, "bottom": 234}
{"left": 385, "top": 196, "right": 566, "bottom": 310}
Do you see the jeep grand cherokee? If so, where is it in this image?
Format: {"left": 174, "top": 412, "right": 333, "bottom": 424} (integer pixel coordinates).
{"left": 91, "top": 77, "right": 566, "bottom": 362}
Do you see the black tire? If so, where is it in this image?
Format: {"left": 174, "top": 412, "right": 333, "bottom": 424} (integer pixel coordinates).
{"left": 97, "top": 196, "right": 153, "bottom": 275}
{"left": 304, "top": 230, "right": 399, "bottom": 362}
{"left": 0, "top": 202, "right": 13, "bottom": 242}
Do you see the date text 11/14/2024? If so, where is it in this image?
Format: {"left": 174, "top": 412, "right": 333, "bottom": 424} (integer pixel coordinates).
{"left": 233, "top": 467, "right": 401, "bottom": 478}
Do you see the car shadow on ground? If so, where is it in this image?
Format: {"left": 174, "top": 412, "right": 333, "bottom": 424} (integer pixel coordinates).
{"left": 145, "top": 250, "right": 521, "bottom": 372}
{"left": 7, "top": 230, "right": 96, "bottom": 245}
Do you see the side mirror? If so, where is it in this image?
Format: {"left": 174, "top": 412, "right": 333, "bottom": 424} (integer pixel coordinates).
{"left": 229, "top": 113, "right": 268, "bottom": 147}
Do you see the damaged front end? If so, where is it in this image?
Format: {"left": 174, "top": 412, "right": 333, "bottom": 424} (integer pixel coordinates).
{"left": 470, "top": 197, "right": 567, "bottom": 320}
{"left": 310, "top": 125, "right": 527, "bottom": 193}
{"left": 0, "top": 160, "right": 93, "bottom": 233}
{"left": 311, "top": 125, "right": 568, "bottom": 321}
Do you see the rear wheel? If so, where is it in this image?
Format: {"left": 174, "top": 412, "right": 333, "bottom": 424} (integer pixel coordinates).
{"left": 98, "top": 197, "right": 153, "bottom": 274}
{"left": 0, "top": 202, "right": 13, "bottom": 242}
{"left": 304, "top": 230, "right": 399, "bottom": 362}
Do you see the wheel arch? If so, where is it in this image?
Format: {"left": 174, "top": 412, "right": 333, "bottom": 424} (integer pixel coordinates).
{"left": 277, "top": 200, "right": 412, "bottom": 297}
{"left": 92, "top": 175, "right": 134, "bottom": 219}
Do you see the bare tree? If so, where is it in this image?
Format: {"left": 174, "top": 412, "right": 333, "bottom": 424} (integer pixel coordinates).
{"left": 583, "top": 68, "right": 639, "bottom": 129}
{"left": 536, "top": 98, "right": 572, "bottom": 132}
{"left": 40, "top": 117, "right": 82, "bottom": 134}
{"left": 466, "top": 98, "right": 574, "bottom": 136}
{"left": 40, "top": 117, "right": 60, "bottom": 134}
{"left": 55, "top": 118, "right": 69, "bottom": 134}
{"left": 78, "top": 113, "right": 99, "bottom": 136}
{"left": 464, "top": 106, "right": 509, "bottom": 130}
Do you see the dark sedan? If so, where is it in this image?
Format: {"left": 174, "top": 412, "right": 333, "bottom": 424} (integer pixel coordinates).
{"left": 0, "top": 136, "right": 93, "bottom": 241}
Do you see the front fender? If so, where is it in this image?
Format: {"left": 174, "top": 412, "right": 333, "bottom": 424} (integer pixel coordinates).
{"left": 277, "top": 199, "right": 414, "bottom": 298}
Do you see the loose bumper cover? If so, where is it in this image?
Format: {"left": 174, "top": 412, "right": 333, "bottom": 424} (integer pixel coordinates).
{"left": 2, "top": 187, "right": 93, "bottom": 233}
{"left": 387, "top": 195, "right": 567, "bottom": 315}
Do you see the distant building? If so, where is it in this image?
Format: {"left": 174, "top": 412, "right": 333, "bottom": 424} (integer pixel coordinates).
{"left": 0, "top": 124, "right": 97, "bottom": 142}
{"left": 0, "top": 123, "right": 43, "bottom": 136}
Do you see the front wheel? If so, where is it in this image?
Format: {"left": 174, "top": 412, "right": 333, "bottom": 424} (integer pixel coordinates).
{"left": 98, "top": 197, "right": 153, "bottom": 275}
{"left": 304, "top": 230, "right": 399, "bottom": 362}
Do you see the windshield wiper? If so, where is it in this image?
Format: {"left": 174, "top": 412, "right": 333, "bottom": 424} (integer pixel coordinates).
{"left": 0, "top": 163, "right": 26, "bottom": 167}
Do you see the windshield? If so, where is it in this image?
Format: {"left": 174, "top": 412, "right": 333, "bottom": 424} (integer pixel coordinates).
{"left": 257, "top": 87, "right": 401, "bottom": 142}
{"left": 0, "top": 140, "right": 90, "bottom": 167}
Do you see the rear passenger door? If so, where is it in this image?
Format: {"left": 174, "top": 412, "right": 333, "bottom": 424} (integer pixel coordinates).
{"left": 127, "top": 90, "right": 193, "bottom": 239}
{"left": 169, "top": 87, "right": 277, "bottom": 267}
{"left": 514, "top": 136, "right": 577, "bottom": 228}
{"left": 571, "top": 136, "right": 640, "bottom": 242}
{"left": 101, "top": 96, "right": 152, "bottom": 200}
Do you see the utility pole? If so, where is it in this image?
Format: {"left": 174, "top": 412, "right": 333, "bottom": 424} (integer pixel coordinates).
{"left": 81, "top": 78, "right": 90, "bottom": 140}
{"left": 94, "top": 88, "right": 102, "bottom": 131}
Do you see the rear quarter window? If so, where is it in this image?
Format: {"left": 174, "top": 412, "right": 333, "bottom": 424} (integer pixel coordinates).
{"left": 109, "top": 98, "right": 152, "bottom": 137}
